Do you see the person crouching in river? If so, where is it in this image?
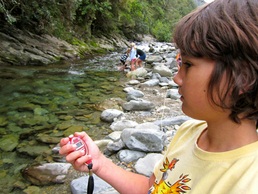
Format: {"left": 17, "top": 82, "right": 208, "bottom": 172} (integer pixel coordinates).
{"left": 135, "top": 48, "right": 146, "bottom": 68}
{"left": 118, "top": 48, "right": 130, "bottom": 71}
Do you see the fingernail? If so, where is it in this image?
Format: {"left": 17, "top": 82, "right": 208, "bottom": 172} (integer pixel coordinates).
{"left": 80, "top": 150, "right": 85, "bottom": 155}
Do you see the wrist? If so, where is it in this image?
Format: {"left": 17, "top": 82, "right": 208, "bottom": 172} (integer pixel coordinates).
{"left": 93, "top": 153, "right": 113, "bottom": 176}
{"left": 93, "top": 153, "right": 106, "bottom": 174}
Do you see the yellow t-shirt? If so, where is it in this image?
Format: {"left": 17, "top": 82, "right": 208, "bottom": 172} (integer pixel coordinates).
{"left": 149, "top": 119, "right": 258, "bottom": 194}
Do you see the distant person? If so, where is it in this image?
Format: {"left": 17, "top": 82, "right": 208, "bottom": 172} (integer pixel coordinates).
{"left": 118, "top": 48, "right": 130, "bottom": 71}
{"left": 135, "top": 48, "right": 146, "bottom": 68}
{"left": 128, "top": 42, "right": 137, "bottom": 71}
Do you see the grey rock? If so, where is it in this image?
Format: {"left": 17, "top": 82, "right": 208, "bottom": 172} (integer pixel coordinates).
{"left": 153, "top": 115, "right": 192, "bottom": 127}
{"left": 100, "top": 109, "right": 124, "bottom": 123}
{"left": 71, "top": 175, "right": 118, "bottom": 194}
{"left": 134, "top": 153, "right": 164, "bottom": 177}
{"left": 117, "top": 149, "right": 146, "bottom": 163}
{"left": 122, "top": 99, "right": 154, "bottom": 111}
{"left": 121, "top": 127, "right": 166, "bottom": 152}
{"left": 110, "top": 119, "right": 138, "bottom": 131}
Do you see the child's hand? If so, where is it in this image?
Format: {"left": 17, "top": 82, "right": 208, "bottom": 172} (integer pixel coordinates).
{"left": 59, "top": 132, "right": 102, "bottom": 173}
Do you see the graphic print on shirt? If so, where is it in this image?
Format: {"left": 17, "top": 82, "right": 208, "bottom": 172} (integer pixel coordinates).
{"left": 149, "top": 158, "right": 191, "bottom": 194}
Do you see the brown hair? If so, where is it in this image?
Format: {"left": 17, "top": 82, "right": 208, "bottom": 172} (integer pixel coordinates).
{"left": 173, "top": 0, "right": 258, "bottom": 126}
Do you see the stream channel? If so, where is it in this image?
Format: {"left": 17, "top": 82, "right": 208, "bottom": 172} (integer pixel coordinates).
{"left": 0, "top": 51, "right": 129, "bottom": 193}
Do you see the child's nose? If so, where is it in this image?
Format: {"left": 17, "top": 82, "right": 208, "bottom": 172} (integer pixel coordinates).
{"left": 173, "top": 71, "right": 182, "bottom": 87}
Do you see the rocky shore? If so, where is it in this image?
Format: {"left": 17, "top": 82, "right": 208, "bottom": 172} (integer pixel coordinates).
{"left": 18, "top": 42, "right": 192, "bottom": 194}
{"left": 0, "top": 26, "right": 136, "bottom": 66}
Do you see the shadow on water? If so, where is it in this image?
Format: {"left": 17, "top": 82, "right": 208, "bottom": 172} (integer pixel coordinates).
{"left": 0, "top": 52, "right": 128, "bottom": 193}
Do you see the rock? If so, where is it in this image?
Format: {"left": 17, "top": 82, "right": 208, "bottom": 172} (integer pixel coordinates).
{"left": 117, "top": 149, "right": 146, "bottom": 163}
{"left": 123, "top": 86, "right": 135, "bottom": 93}
{"left": 153, "top": 64, "right": 173, "bottom": 77}
{"left": 145, "top": 55, "right": 163, "bottom": 63}
{"left": 0, "top": 116, "right": 8, "bottom": 127}
{"left": 140, "top": 79, "right": 160, "bottom": 87}
{"left": 0, "top": 134, "right": 19, "bottom": 151}
{"left": 126, "top": 89, "right": 145, "bottom": 101}
{"left": 158, "top": 76, "right": 171, "bottom": 84}
{"left": 135, "top": 122, "right": 160, "bottom": 131}
{"left": 17, "top": 143, "right": 52, "bottom": 157}
{"left": 121, "top": 126, "right": 166, "bottom": 152}
{"left": 153, "top": 115, "right": 191, "bottom": 127}
{"left": 106, "top": 131, "right": 122, "bottom": 141}
{"left": 151, "top": 72, "right": 161, "bottom": 80}
{"left": 22, "top": 163, "right": 71, "bottom": 186}
{"left": 17, "top": 115, "right": 49, "bottom": 127}
{"left": 36, "top": 134, "right": 61, "bottom": 144}
{"left": 95, "top": 139, "right": 114, "bottom": 150}
{"left": 106, "top": 139, "right": 125, "bottom": 152}
{"left": 127, "top": 79, "right": 140, "bottom": 85}
{"left": 71, "top": 175, "right": 118, "bottom": 194}
{"left": 94, "top": 98, "right": 125, "bottom": 111}
{"left": 134, "top": 153, "right": 164, "bottom": 177}
{"left": 126, "top": 67, "right": 148, "bottom": 79}
{"left": 166, "top": 88, "right": 180, "bottom": 99}
{"left": 0, "top": 30, "right": 80, "bottom": 66}
{"left": 100, "top": 109, "right": 124, "bottom": 123}
{"left": 127, "top": 89, "right": 144, "bottom": 98}
{"left": 33, "top": 107, "right": 49, "bottom": 115}
{"left": 168, "top": 79, "right": 178, "bottom": 88}
{"left": 23, "top": 186, "right": 41, "bottom": 194}
{"left": 122, "top": 99, "right": 154, "bottom": 111}
{"left": 110, "top": 119, "right": 138, "bottom": 131}
{"left": 63, "top": 125, "right": 84, "bottom": 137}
{"left": 126, "top": 95, "right": 139, "bottom": 102}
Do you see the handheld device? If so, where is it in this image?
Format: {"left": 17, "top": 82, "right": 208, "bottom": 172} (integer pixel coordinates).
{"left": 68, "top": 134, "right": 94, "bottom": 194}
{"left": 68, "top": 135, "right": 88, "bottom": 155}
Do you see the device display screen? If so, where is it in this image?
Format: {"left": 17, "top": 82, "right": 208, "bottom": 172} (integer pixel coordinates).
{"left": 76, "top": 141, "right": 83, "bottom": 148}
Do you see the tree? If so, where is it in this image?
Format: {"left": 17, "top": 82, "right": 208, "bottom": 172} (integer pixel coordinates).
{"left": 0, "top": 0, "right": 197, "bottom": 42}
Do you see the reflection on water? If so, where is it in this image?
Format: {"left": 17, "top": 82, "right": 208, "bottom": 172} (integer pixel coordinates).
{"left": 0, "top": 53, "right": 128, "bottom": 193}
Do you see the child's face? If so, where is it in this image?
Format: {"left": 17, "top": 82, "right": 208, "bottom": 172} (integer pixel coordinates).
{"left": 173, "top": 56, "right": 224, "bottom": 121}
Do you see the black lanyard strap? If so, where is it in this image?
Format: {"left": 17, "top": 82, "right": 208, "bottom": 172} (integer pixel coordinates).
{"left": 87, "top": 163, "right": 94, "bottom": 194}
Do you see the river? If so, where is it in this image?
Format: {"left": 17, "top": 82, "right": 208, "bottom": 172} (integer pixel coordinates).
{"left": 0, "top": 51, "right": 129, "bottom": 193}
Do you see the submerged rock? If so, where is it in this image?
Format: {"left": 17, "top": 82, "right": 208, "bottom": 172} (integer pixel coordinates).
{"left": 0, "top": 134, "right": 19, "bottom": 151}
{"left": 22, "top": 163, "right": 71, "bottom": 186}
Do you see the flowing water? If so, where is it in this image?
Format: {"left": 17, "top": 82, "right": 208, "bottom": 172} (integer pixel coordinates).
{"left": 0, "top": 51, "right": 129, "bottom": 193}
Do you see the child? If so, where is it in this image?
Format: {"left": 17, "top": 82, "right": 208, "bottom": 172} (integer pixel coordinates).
{"left": 120, "top": 51, "right": 128, "bottom": 66}
{"left": 129, "top": 42, "right": 137, "bottom": 71}
{"left": 59, "top": 0, "right": 258, "bottom": 193}
{"left": 118, "top": 48, "right": 130, "bottom": 71}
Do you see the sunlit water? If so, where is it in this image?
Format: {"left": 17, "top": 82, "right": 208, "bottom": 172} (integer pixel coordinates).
{"left": 0, "top": 52, "right": 129, "bottom": 193}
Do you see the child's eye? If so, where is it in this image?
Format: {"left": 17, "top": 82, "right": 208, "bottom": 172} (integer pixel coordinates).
{"left": 182, "top": 62, "right": 192, "bottom": 68}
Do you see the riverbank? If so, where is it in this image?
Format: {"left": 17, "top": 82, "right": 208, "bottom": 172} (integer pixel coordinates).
{"left": 0, "top": 26, "right": 155, "bottom": 66}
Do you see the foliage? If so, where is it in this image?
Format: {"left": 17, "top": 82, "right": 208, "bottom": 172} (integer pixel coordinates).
{"left": 0, "top": 0, "right": 197, "bottom": 42}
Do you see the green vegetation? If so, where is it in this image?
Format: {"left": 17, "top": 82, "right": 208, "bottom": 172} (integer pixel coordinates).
{"left": 0, "top": 0, "right": 196, "bottom": 43}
